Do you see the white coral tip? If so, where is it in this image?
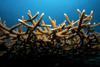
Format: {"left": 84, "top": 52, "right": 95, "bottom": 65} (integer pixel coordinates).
{"left": 48, "top": 16, "right": 50, "bottom": 18}
{"left": 64, "top": 13, "right": 66, "bottom": 15}
{"left": 77, "top": 9, "right": 79, "bottom": 11}
{"left": 89, "top": 23, "right": 91, "bottom": 25}
{"left": 28, "top": 10, "right": 30, "bottom": 12}
{"left": 37, "top": 11, "right": 39, "bottom": 14}
{"left": 91, "top": 10, "right": 93, "bottom": 12}
{"left": 83, "top": 9, "right": 85, "bottom": 12}
{"left": 18, "top": 19, "right": 23, "bottom": 22}
{"left": 42, "top": 13, "right": 44, "bottom": 15}
{"left": 62, "top": 23, "right": 65, "bottom": 26}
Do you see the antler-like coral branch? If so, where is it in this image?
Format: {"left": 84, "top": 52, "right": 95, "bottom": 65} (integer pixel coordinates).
{"left": 0, "top": 9, "right": 100, "bottom": 56}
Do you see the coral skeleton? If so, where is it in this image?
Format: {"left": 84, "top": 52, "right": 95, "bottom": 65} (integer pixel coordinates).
{"left": 0, "top": 9, "right": 100, "bottom": 56}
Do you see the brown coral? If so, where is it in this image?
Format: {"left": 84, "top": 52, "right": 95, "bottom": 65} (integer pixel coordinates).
{"left": 0, "top": 9, "right": 100, "bottom": 56}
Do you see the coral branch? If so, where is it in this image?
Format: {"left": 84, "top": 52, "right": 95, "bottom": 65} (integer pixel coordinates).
{"left": 0, "top": 9, "right": 100, "bottom": 57}
{"left": 64, "top": 13, "right": 71, "bottom": 25}
{"left": 49, "top": 16, "right": 56, "bottom": 28}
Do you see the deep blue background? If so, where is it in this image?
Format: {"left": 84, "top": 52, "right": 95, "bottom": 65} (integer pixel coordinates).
{"left": 0, "top": 0, "right": 100, "bottom": 32}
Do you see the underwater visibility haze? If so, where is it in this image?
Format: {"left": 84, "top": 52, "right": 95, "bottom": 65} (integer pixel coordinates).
{"left": 0, "top": 0, "right": 100, "bottom": 67}
{"left": 0, "top": 0, "right": 100, "bottom": 32}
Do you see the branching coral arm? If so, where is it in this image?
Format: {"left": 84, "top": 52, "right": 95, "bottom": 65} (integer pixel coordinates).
{"left": 56, "top": 29, "right": 69, "bottom": 37}
{"left": 18, "top": 19, "right": 34, "bottom": 28}
{"left": 61, "top": 20, "right": 66, "bottom": 26}
{"left": 19, "top": 16, "right": 24, "bottom": 33}
{"left": 27, "top": 10, "right": 32, "bottom": 19}
{"left": 49, "top": 16, "right": 56, "bottom": 28}
{"left": 28, "top": 10, "right": 39, "bottom": 20}
{"left": 38, "top": 24, "right": 51, "bottom": 27}
{"left": 90, "top": 23, "right": 100, "bottom": 28}
{"left": 33, "top": 31, "right": 42, "bottom": 35}
{"left": 64, "top": 13, "right": 71, "bottom": 25}
{"left": 86, "top": 16, "right": 93, "bottom": 26}
{"left": 32, "top": 13, "right": 44, "bottom": 31}
{"left": 37, "top": 27, "right": 49, "bottom": 34}
{"left": 77, "top": 10, "right": 85, "bottom": 33}
{"left": 10, "top": 23, "right": 22, "bottom": 32}
{"left": 51, "top": 23, "right": 65, "bottom": 31}
{"left": 3, "top": 21, "right": 6, "bottom": 26}
{"left": 77, "top": 9, "right": 82, "bottom": 18}
{"left": 0, "top": 23, "right": 10, "bottom": 32}
{"left": 42, "top": 21, "right": 48, "bottom": 31}
{"left": 31, "top": 11, "right": 39, "bottom": 20}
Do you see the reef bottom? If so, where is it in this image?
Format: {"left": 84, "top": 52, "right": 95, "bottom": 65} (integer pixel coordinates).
{"left": 1, "top": 49, "right": 100, "bottom": 67}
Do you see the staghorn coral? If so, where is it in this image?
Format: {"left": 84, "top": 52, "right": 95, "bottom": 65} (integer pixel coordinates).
{"left": 0, "top": 9, "right": 100, "bottom": 57}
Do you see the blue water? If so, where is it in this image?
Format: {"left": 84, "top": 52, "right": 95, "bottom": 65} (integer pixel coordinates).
{"left": 0, "top": 0, "right": 100, "bottom": 32}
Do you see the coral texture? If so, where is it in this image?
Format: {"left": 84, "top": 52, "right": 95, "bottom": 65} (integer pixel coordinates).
{"left": 0, "top": 9, "right": 100, "bottom": 56}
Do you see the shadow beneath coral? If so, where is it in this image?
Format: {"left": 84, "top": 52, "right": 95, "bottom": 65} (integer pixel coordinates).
{"left": 1, "top": 47, "right": 100, "bottom": 67}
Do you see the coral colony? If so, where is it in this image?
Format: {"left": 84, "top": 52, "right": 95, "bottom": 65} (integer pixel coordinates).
{"left": 0, "top": 9, "right": 100, "bottom": 57}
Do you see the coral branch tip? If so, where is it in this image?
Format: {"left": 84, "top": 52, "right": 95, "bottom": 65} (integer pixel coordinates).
{"left": 42, "top": 13, "right": 44, "bottom": 15}
{"left": 77, "top": 9, "right": 79, "bottom": 11}
{"left": 37, "top": 11, "right": 39, "bottom": 14}
{"left": 83, "top": 9, "right": 85, "bottom": 12}
{"left": 18, "top": 19, "right": 23, "bottom": 22}
{"left": 64, "top": 13, "right": 66, "bottom": 15}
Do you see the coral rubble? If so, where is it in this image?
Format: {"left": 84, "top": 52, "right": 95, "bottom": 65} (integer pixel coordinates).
{"left": 0, "top": 9, "right": 100, "bottom": 56}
